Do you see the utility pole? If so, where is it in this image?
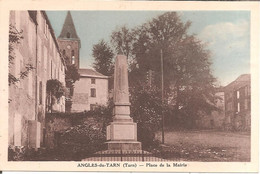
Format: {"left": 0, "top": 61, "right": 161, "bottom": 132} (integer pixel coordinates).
{"left": 161, "top": 49, "right": 165, "bottom": 144}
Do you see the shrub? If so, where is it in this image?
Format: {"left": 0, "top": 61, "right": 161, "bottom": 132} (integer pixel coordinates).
{"left": 46, "top": 79, "right": 65, "bottom": 99}
{"left": 91, "top": 99, "right": 113, "bottom": 132}
{"left": 57, "top": 122, "right": 106, "bottom": 159}
{"left": 8, "top": 145, "right": 36, "bottom": 161}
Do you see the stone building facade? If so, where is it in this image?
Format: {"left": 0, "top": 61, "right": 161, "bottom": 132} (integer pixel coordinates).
{"left": 224, "top": 74, "right": 251, "bottom": 131}
{"left": 195, "top": 74, "right": 251, "bottom": 131}
{"left": 71, "top": 69, "right": 109, "bottom": 112}
{"left": 9, "top": 11, "right": 66, "bottom": 148}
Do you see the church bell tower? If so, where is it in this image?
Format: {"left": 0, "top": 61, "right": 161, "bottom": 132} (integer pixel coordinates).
{"left": 58, "top": 11, "right": 80, "bottom": 69}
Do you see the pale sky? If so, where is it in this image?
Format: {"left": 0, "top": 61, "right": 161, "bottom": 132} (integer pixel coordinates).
{"left": 46, "top": 11, "right": 250, "bottom": 86}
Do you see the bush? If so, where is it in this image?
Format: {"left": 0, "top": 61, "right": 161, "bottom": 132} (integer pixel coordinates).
{"left": 8, "top": 145, "right": 37, "bottom": 161}
{"left": 130, "top": 86, "right": 162, "bottom": 149}
{"left": 46, "top": 79, "right": 65, "bottom": 99}
{"left": 137, "top": 123, "right": 161, "bottom": 150}
{"left": 57, "top": 122, "right": 106, "bottom": 159}
{"left": 91, "top": 100, "right": 113, "bottom": 132}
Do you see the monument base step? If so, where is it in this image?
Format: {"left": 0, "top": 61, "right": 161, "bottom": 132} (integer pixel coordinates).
{"left": 94, "top": 150, "right": 151, "bottom": 154}
{"left": 105, "top": 141, "right": 142, "bottom": 150}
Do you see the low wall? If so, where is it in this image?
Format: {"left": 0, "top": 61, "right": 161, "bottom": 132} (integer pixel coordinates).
{"left": 45, "top": 113, "right": 100, "bottom": 148}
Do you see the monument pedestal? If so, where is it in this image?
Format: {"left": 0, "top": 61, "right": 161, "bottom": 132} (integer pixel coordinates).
{"left": 106, "top": 120, "right": 141, "bottom": 150}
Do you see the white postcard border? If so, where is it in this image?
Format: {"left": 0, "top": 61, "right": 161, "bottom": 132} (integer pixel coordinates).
{"left": 0, "top": 0, "right": 259, "bottom": 172}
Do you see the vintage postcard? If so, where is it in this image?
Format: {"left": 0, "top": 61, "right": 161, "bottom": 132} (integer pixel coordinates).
{"left": 0, "top": 0, "right": 259, "bottom": 172}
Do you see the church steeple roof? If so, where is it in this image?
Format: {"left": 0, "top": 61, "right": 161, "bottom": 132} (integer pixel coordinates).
{"left": 58, "top": 11, "right": 80, "bottom": 40}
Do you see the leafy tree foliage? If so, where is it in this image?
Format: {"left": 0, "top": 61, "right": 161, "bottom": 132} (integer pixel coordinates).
{"left": 46, "top": 79, "right": 65, "bottom": 113}
{"left": 9, "top": 25, "right": 34, "bottom": 86}
{"left": 128, "top": 12, "right": 217, "bottom": 128}
{"left": 90, "top": 99, "right": 113, "bottom": 132}
{"left": 63, "top": 58, "right": 80, "bottom": 112}
{"left": 65, "top": 64, "right": 80, "bottom": 90}
{"left": 111, "top": 26, "right": 134, "bottom": 60}
{"left": 46, "top": 79, "right": 65, "bottom": 99}
{"left": 92, "top": 40, "right": 114, "bottom": 76}
{"left": 130, "top": 85, "right": 162, "bottom": 149}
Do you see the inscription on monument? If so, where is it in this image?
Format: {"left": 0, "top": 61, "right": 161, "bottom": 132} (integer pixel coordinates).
{"left": 113, "top": 125, "right": 135, "bottom": 140}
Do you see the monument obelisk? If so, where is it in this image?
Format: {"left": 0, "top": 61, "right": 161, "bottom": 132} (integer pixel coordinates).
{"left": 106, "top": 55, "right": 141, "bottom": 150}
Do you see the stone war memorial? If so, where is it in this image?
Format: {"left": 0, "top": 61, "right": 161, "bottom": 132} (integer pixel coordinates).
{"left": 106, "top": 54, "right": 142, "bottom": 151}
{"left": 82, "top": 54, "right": 144, "bottom": 161}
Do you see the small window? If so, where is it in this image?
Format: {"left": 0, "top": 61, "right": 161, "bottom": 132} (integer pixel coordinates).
{"left": 71, "top": 50, "right": 75, "bottom": 56}
{"left": 245, "top": 99, "right": 248, "bottom": 110}
{"left": 72, "top": 56, "right": 75, "bottom": 64}
{"left": 246, "top": 86, "right": 251, "bottom": 96}
{"left": 67, "top": 32, "right": 70, "bottom": 38}
{"left": 237, "top": 102, "right": 240, "bottom": 112}
{"left": 91, "top": 78, "right": 95, "bottom": 84}
{"left": 237, "top": 91, "right": 240, "bottom": 99}
{"left": 39, "top": 81, "right": 43, "bottom": 105}
{"left": 91, "top": 88, "right": 96, "bottom": 97}
{"left": 51, "top": 60, "right": 53, "bottom": 79}
{"left": 44, "top": 20, "right": 48, "bottom": 38}
{"left": 62, "top": 49, "right": 66, "bottom": 55}
{"left": 227, "top": 102, "right": 232, "bottom": 111}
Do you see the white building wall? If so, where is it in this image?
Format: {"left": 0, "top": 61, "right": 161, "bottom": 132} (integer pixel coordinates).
{"left": 9, "top": 11, "right": 66, "bottom": 147}
{"left": 9, "top": 11, "right": 37, "bottom": 146}
{"left": 71, "top": 76, "right": 108, "bottom": 112}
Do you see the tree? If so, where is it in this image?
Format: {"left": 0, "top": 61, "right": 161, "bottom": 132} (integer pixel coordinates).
{"left": 130, "top": 12, "right": 217, "bottom": 128}
{"left": 9, "top": 25, "right": 34, "bottom": 86}
{"left": 92, "top": 40, "right": 114, "bottom": 76}
{"left": 46, "top": 79, "right": 65, "bottom": 113}
{"left": 64, "top": 63, "right": 80, "bottom": 112}
{"left": 91, "top": 99, "right": 113, "bottom": 132}
{"left": 130, "top": 85, "right": 163, "bottom": 149}
{"left": 109, "top": 12, "right": 217, "bottom": 129}
{"left": 111, "top": 26, "right": 134, "bottom": 60}
{"left": 65, "top": 64, "right": 80, "bottom": 89}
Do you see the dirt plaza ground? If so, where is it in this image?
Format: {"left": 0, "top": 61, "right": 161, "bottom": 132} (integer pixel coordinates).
{"left": 156, "top": 130, "right": 250, "bottom": 162}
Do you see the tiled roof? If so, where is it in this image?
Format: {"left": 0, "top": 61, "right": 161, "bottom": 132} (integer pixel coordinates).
{"left": 235, "top": 74, "right": 250, "bottom": 82}
{"left": 79, "top": 68, "right": 107, "bottom": 77}
{"left": 224, "top": 74, "right": 250, "bottom": 91}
